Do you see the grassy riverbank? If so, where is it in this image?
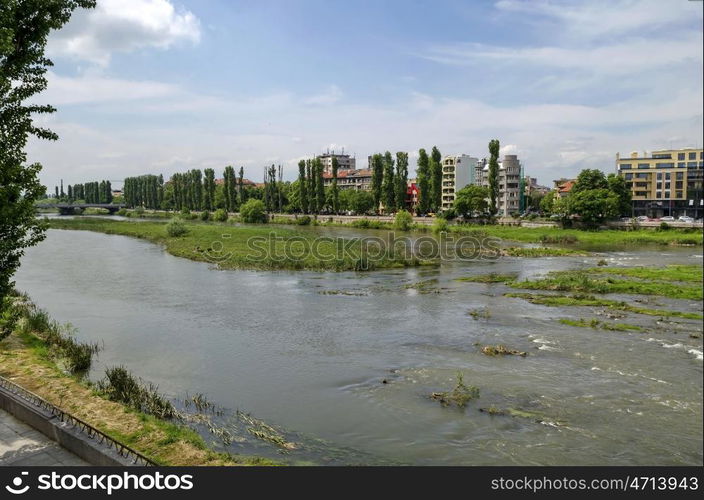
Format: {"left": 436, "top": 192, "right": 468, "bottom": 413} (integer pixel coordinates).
{"left": 48, "top": 218, "right": 428, "bottom": 271}
{"left": 0, "top": 294, "right": 273, "bottom": 466}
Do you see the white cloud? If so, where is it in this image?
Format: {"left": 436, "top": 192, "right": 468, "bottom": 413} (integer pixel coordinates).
{"left": 48, "top": 0, "right": 201, "bottom": 66}
{"left": 303, "top": 85, "right": 343, "bottom": 106}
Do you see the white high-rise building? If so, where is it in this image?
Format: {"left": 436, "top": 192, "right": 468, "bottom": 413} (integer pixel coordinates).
{"left": 441, "top": 154, "right": 479, "bottom": 210}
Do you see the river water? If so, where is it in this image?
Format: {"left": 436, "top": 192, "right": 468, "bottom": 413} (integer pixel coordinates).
{"left": 14, "top": 225, "right": 704, "bottom": 465}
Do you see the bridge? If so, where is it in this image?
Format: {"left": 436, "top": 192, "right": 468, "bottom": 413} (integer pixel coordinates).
{"left": 41, "top": 203, "right": 126, "bottom": 215}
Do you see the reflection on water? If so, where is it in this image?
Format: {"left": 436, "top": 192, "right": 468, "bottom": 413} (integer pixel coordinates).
{"left": 14, "top": 228, "right": 703, "bottom": 465}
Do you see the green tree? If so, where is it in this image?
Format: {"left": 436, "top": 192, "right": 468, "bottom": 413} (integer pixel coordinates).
{"left": 394, "top": 152, "right": 409, "bottom": 211}
{"left": 393, "top": 209, "right": 413, "bottom": 231}
{"left": 331, "top": 157, "right": 340, "bottom": 214}
{"left": 203, "top": 168, "right": 215, "bottom": 211}
{"left": 567, "top": 188, "right": 619, "bottom": 226}
{"left": 370, "top": 153, "right": 383, "bottom": 213}
{"left": 223, "top": 166, "right": 236, "bottom": 212}
{"left": 315, "top": 158, "right": 325, "bottom": 213}
{"left": 488, "top": 139, "right": 500, "bottom": 216}
{"left": 453, "top": 185, "right": 489, "bottom": 218}
{"left": 240, "top": 198, "right": 267, "bottom": 223}
{"left": 297, "top": 160, "right": 308, "bottom": 214}
{"left": 417, "top": 148, "right": 430, "bottom": 214}
{"left": 349, "top": 190, "right": 374, "bottom": 215}
{"left": 607, "top": 173, "right": 632, "bottom": 216}
{"left": 1, "top": 0, "right": 95, "bottom": 304}
{"left": 572, "top": 169, "right": 608, "bottom": 193}
{"left": 381, "top": 151, "right": 395, "bottom": 213}
{"left": 430, "top": 146, "right": 442, "bottom": 212}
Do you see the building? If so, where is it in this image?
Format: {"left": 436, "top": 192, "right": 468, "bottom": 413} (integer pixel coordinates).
{"left": 440, "top": 154, "right": 479, "bottom": 210}
{"left": 317, "top": 151, "right": 356, "bottom": 175}
{"left": 406, "top": 180, "right": 419, "bottom": 211}
{"left": 616, "top": 148, "right": 704, "bottom": 218}
{"left": 322, "top": 168, "right": 372, "bottom": 191}
{"left": 553, "top": 178, "right": 576, "bottom": 199}
{"left": 215, "top": 178, "right": 256, "bottom": 188}
{"left": 477, "top": 154, "right": 523, "bottom": 216}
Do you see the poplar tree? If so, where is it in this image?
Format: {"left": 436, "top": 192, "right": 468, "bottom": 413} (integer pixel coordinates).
{"left": 430, "top": 146, "right": 442, "bottom": 212}
{"left": 488, "top": 139, "right": 500, "bottom": 216}
{"left": 382, "top": 151, "right": 395, "bottom": 213}
{"left": 371, "top": 153, "right": 384, "bottom": 213}
{"left": 395, "top": 152, "right": 409, "bottom": 211}
{"left": 298, "top": 160, "right": 308, "bottom": 214}
{"left": 417, "top": 149, "right": 430, "bottom": 214}
{"left": 331, "top": 157, "right": 339, "bottom": 214}
{"left": 203, "top": 168, "right": 215, "bottom": 211}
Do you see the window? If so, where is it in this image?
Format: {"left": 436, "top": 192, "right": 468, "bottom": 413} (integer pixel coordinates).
{"left": 656, "top": 182, "right": 662, "bottom": 189}
{"left": 676, "top": 172, "right": 684, "bottom": 180}
{"left": 620, "top": 163, "right": 632, "bottom": 169}
{"left": 676, "top": 181, "right": 683, "bottom": 189}
{"left": 655, "top": 163, "right": 674, "bottom": 168}
{"left": 687, "top": 162, "right": 698, "bottom": 168}
{"left": 676, "top": 191, "right": 683, "bottom": 198}
{"left": 652, "top": 154, "right": 672, "bottom": 159}
{"left": 665, "top": 173, "right": 671, "bottom": 179}
{"left": 637, "top": 163, "right": 649, "bottom": 168}
{"left": 656, "top": 172, "right": 662, "bottom": 180}
{"left": 689, "top": 152, "right": 696, "bottom": 160}
{"left": 664, "top": 191, "right": 671, "bottom": 198}
{"left": 678, "top": 162, "right": 685, "bottom": 168}
{"left": 656, "top": 192, "right": 662, "bottom": 198}
{"left": 678, "top": 153, "right": 685, "bottom": 160}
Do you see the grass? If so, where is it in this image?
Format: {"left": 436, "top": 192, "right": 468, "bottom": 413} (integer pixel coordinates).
{"left": 449, "top": 225, "right": 703, "bottom": 248}
{"left": 0, "top": 293, "right": 275, "bottom": 466}
{"left": 501, "top": 247, "right": 589, "bottom": 257}
{"left": 48, "top": 217, "right": 428, "bottom": 272}
{"left": 455, "top": 272, "right": 518, "bottom": 283}
{"left": 505, "top": 292, "right": 703, "bottom": 320}
{"left": 558, "top": 318, "right": 643, "bottom": 332}
{"left": 430, "top": 372, "right": 480, "bottom": 408}
{"left": 588, "top": 264, "right": 704, "bottom": 284}
{"left": 507, "top": 269, "right": 702, "bottom": 300}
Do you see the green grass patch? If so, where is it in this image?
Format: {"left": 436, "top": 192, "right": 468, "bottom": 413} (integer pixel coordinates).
{"left": 502, "top": 247, "right": 589, "bottom": 257}
{"left": 558, "top": 318, "right": 643, "bottom": 331}
{"left": 588, "top": 265, "right": 703, "bottom": 283}
{"left": 49, "top": 217, "right": 428, "bottom": 272}
{"left": 430, "top": 372, "right": 480, "bottom": 408}
{"left": 455, "top": 272, "right": 518, "bottom": 283}
{"left": 505, "top": 292, "right": 703, "bottom": 319}
{"left": 507, "top": 270, "right": 702, "bottom": 300}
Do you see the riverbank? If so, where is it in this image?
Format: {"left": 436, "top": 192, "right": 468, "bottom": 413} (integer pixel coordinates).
{"left": 0, "top": 293, "right": 274, "bottom": 466}
{"left": 48, "top": 217, "right": 428, "bottom": 271}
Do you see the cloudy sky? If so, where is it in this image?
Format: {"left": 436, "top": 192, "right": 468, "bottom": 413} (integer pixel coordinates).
{"left": 29, "top": 0, "right": 703, "bottom": 189}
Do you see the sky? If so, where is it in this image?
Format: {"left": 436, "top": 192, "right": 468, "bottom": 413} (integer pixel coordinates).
{"left": 28, "top": 0, "right": 704, "bottom": 190}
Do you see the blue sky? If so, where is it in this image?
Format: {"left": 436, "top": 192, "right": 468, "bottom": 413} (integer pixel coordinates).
{"left": 29, "top": 0, "right": 703, "bottom": 189}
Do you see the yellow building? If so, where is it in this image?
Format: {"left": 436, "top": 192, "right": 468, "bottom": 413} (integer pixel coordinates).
{"left": 616, "top": 148, "right": 703, "bottom": 218}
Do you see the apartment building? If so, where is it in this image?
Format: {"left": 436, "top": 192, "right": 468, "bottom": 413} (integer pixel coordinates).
{"left": 321, "top": 168, "right": 372, "bottom": 190}
{"left": 440, "top": 154, "right": 479, "bottom": 210}
{"left": 616, "top": 148, "right": 704, "bottom": 218}
{"left": 317, "top": 151, "right": 356, "bottom": 175}
{"left": 477, "top": 154, "right": 523, "bottom": 216}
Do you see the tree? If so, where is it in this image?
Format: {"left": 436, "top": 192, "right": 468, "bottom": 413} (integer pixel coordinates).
{"left": 430, "top": 146, "right": 442, "bottom": 212}
{"left": 453, "top": 185, "right": 489, "bottom": 218}
{"left": 417, "top": 149, "right": 430, "bottom": 214}
{"left": 203, "top": 168, "right": 215, "bottom": 211}
{"left": 381, "top": 151, "right": 395, "bottom": 213}
{"left": 1, "top": 0, "right": 96, "bottom": 305}
{"left": 567, "top": 188, "right": 619, "bottom": 226}
{"left": 349, "top": 190, "right": 374, "bottom": 215}
{"left": 240, "top": 199, "right": 267, "bottom": 223}
{"left": 315, "top": 158, "right": 324, "bottom": 213}
{"left": 331, "top": 157, "right": 339, "bottom": 214}
{"left": 394, "top": 152, "right": 409, "bottom": 211}
{"left": 488, "top": 139, "right": 500, "bottom": 216}
{"left": 572, "top": 169, "right": 608, "bottom": 193}
{"left": 607, "top": 173, "right": 632, "bottom": 216}
{"left": 297, "top": 160, "right": 308, "bottom": 214}
{"left": 370, "top": 153, "right": 383, "bottom": 213}
{"left": 223, "top": 166, "right": 236, "bottom": 212}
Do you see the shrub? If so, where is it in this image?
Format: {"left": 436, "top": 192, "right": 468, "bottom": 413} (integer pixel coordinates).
{"left": 432, "top": 217, "right": 449, "bottom": 234}
{"left": 440, "top": 208, "right": 457, "bottom": 220}
{"left": 134, "top": 206, "right": 145, "bottom": 215}
{"left": 97, "top": 366, "right": 176, "bottom": 419}
{"left": 240, "top": 199, "right": 268, "bottom": 223}
{"left": 659, "top": 222, "right": 671, "bottom": 231}
{"left": 166, "top": 220, "right": 188, "bottom": 237}
{"left": 213, "top": 208, "right": 228, "bottom": 222}
{"left": 296, "top": 215, "right": 312, "bottom": 225}
{"left": 394, "top": 210, "right": 413, "bottom": 231}
{"left": 199, "top": 210, "right": 210, "bottom": 221}
{"left": 116, "top": 208, "right": 127, "bottom": 216}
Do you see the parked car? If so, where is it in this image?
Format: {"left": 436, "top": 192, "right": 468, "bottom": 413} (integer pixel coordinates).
{"left": 620, "top": 217, "right": 632, "bottom": 222}
{"left": 678, "top": 216, "right": 694, "bottom": 223}
{"left": 660, "top": 216, "right": 675, "bottom": 222}
{"left": 636, "top": 216, "right": 649, "bottom": 222}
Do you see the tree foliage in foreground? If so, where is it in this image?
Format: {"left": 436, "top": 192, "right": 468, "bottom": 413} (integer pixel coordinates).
{"left": 0, "top": 0, "right": 96, "bottom": 304}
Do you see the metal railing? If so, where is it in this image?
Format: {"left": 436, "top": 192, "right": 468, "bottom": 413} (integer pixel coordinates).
{"left": 0, "top": 375, "right": 154, "bottom": 466}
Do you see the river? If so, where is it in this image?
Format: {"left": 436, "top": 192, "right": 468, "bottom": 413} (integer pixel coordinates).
{"left": 14, "top": 225, "right": 704, "bottom": 465}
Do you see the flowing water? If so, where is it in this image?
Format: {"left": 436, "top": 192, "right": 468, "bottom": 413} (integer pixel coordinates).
{"left": 13, "top": 225, "right": 704, "bottom": 465}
